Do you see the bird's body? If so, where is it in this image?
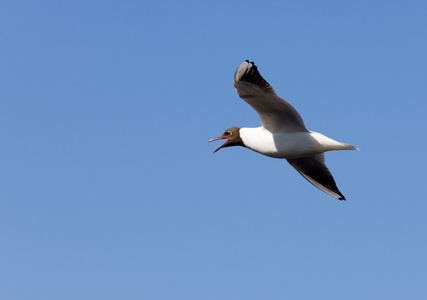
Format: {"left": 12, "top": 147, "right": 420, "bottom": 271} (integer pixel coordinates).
{"left": 240, "top": 128, "right": 356, "bottom": 159}
{"left": 209, "top": 60, "right": 358, "bottom": 200}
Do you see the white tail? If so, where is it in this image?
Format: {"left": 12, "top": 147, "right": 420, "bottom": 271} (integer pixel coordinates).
{"left": 310, "top": 131, "right": 359, "bottom": 151}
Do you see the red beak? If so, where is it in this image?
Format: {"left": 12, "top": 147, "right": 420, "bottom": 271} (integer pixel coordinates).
{"left": 208, "top": 137, "right": 228, "bottom": 153}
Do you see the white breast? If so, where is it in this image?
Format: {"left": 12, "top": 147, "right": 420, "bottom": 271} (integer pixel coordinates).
{"left": 239, "top": 127, "right": 326, "bottom": 159}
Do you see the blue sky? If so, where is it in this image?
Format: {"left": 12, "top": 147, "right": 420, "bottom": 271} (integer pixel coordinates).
{"left": 1, "top": 1, "right": 426, "bottom": 299}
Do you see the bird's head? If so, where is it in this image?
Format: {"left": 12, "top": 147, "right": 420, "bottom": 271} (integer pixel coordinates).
{"left": 209, "top": 127, "right": 243, "bottom": 153}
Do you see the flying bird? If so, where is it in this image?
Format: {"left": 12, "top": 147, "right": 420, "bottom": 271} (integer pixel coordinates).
{"left": 209, "top": 60, "right": 358, "bottom": 200}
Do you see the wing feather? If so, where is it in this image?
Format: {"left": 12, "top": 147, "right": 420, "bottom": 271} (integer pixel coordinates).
{"left": 234, "top": 61, "right": 307, "bottom": 133}
{"left": 287, "top": 153, "right": 346, "bottom": 200}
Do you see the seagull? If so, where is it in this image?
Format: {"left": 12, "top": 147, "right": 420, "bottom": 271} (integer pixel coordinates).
{"left": 209, "top": 60, "right": 358, "bottom": 200}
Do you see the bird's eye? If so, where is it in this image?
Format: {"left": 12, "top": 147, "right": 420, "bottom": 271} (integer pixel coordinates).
{"left": 226, "top": 130, "right": 232, "bottom": 136}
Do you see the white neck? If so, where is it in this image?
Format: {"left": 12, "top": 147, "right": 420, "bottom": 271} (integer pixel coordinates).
{"left": 239, "top": 127, "right": 279, "bottom": 157}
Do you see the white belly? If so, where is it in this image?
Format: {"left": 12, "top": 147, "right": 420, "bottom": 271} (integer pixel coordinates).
{"left": 240, "top": 127, "right": 325, "bottom": 159}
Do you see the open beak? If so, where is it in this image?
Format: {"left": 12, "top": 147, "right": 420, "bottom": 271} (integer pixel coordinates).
{"left": 208, "top": 136, "right": 228, "bottom": 153}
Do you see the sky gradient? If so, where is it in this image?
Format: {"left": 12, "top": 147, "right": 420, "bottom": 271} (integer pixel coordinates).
{"left": 1, "top": 1, "right": 427, "bottom": 299}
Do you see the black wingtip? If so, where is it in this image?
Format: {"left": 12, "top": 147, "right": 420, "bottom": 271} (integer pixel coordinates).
{"left": 244, "top": 60, "right": 255, "bottom": 67}
{"left": 239, "top": 61, "right": 263, "bottom": 85}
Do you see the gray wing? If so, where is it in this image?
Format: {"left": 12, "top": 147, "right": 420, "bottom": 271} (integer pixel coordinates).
{"left": 234, "top": 60, "right": 307, "bottom": 133}
{"left": 287, "top": 153, "right": 346, "bottom": 200}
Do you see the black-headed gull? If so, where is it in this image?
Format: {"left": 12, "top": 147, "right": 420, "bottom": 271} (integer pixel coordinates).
{"left": 209, "top": 60, "right": 358, "bottom": 200}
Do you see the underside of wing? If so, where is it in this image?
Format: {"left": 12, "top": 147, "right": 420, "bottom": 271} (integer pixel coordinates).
{"left": 234, "top": 61, "right": 307, "bottom": 133}
{"left": 287, "top": 153, "right": 346, "bottom": 200}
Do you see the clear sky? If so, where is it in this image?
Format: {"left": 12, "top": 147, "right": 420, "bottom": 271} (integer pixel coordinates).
{"left": 1, "top": 1, "right": 426, "bottom": 299}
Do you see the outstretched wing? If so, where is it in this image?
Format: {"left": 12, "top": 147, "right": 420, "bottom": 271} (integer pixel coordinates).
{"left": 234, "top": 60, "right": 307, "bottom": 133}
{"left": 287, "top": 153, "right": 346, "bottom": 200}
